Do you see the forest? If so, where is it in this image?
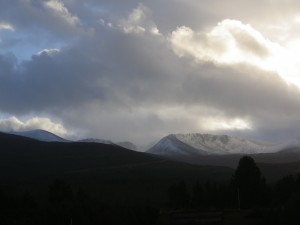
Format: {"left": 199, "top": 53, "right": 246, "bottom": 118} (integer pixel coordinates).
{"left": 1, "top": 156, "right": 300, "bottom": 225}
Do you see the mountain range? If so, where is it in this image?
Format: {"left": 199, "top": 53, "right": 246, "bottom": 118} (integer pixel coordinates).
{"left": 8, "top": 129, "right": 139, "bottom": 151}
{"left": 0, "top": 130, "right": 233, "bottom": 207}
{"left": 5, "top": 129, "right": 300, "bottom": 155}
{"left": 2, "top": 129, "right": 300, "bottom": 187}
{"left": 148, "top": 133, "right": 300, "bottom": 156}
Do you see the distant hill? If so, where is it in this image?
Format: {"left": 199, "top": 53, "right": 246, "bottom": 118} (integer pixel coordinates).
{"left": 116, "top": 141, "right": 138, "bottom": 151}
{"left": 10, "top": 129, "right": 69, "bottom": 142}
{"left": 7, "top": 130, "right": 139, "bottom": 151}
{"left": 78, "top": 138, "right": 114, "bottom": 144}
{"left": 78, "top": 138, "right": 138, "bottom": 151}
{"left": 0, "top": 131, "right": 41, "bottom": 143}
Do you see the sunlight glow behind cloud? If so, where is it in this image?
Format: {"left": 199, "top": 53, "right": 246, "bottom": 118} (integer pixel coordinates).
{"left": 170, "top": 19, "right": 300, "bottom": 89}
{"left": 0, "top": 116, "right": 68, "bottom": 137}
{"left": 202, "top": 117, "right": 252, "bottom": 131}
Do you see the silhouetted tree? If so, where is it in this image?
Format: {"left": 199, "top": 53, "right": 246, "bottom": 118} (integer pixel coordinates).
{"left": 48, "top": 179, "right": 73, "bottom": 204}
{"left": 272, "top": 174, "right": 300, "bottom": 225}
{"left": 204, "top": 181, "right": 219, "bottom": 208}
{"left": 232, "top": 156, "right": 267, "bottom": 208}
{"left": 191, "top": 181, "right": 205, "bottom": 209}
{"left": 18, "top": 191, "right": 38, "bottom": 224}
{"left": 47, "top": 179, "right": 74, "bottom": 225}
{"left": 167, "top": 181, "right": 189, "bottom": 208}
{"left": 275, "top": 175, "right": 296, "bottom": 205}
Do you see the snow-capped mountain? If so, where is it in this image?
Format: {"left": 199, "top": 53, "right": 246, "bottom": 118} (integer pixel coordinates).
{"left": 148, "top": 134, "right": 209, "bottom": 156}
{"left": 174, "top": 133, "right": 283, "bottom": 154}
{"left": 10, "top": 129, "right": 69, "bottom": 142}
{"left": 148, "top": 133, "right": 292, "bottom": 156}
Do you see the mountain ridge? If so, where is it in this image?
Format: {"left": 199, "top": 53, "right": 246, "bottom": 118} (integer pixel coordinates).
{"left": 148, "top": 133, "right": 300, "bottom": 156}
{"left": 9, "top": 129, "right": 70, "bottom": 142}
{"left": 148, "top": 134, "right": 208, "bottom": 156}
{"left": 5, "top": 129, "right": 300, "bottom": 155}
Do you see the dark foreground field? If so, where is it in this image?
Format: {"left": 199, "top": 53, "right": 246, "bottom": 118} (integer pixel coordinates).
{"left": 1, "top": 132, "right": 300, "bottom": 225}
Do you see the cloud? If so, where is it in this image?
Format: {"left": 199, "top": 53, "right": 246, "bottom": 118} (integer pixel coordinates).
{"left": 0, "top": 22, "right": 14, "bottom": 31}
{"left": 37, "top": 48, "right": 60, "bottom": 56}
{"left": 169, "top": 19, "right": 300, "bottom": 89}
{"left": 101, "top": 3, "right": 161, "bottom": 36}
{"left": 200, "top": 117, "right": 252, "bottom": 131}
{"left": 0, "top": 116, "right": 68, "bottom": 137}
{"left": 2, "top": 1, "right": 300, "bottom": 144}
{"left": 0, "top": 0, "right": 85, "bottom": 40}
{"left": 170, "top": 19, "right": 275, "bottom": 67}
{"left": 43, "top": 0, "right": 79, "bottom": 27}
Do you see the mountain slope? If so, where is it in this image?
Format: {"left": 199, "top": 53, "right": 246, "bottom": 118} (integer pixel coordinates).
{"left": 78, "top": 139, "right": 138, "bottom": 151}
{"left": 148, "top": 134, "right": 209, "bottom": 156}
{"left": 10, "top": 129, "right": 69, "bottom": 142}
{"left": 174, "top": 133, "right": 283, "bottom": 154}
{"left": 78, "top": 138, "right": 114, "bottom": 144}
{"left": 0, "top": 131, "right": 41, "bottom": 143}
{"left": 148, "top": 133, "right": 292, "bottom": 156}
{"left": 116, "top": 141, "right": 138, "bottom": 151}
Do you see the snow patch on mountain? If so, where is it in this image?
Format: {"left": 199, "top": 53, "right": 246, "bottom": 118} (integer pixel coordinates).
{"left": 174, "top": 133, "right": 282, "bottom": 154}
{"left": 149, "top": 136, "right": 186, "bottom": 155}
{"left": 148, "top": 135, "right": 208, "bottom": 156}
{"left": 148, "top": 133, "right": 298, "bottom": 156}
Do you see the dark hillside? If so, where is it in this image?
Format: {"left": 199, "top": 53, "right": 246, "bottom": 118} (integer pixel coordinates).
{"left": 161, "top": 152, "right": 300, "bottom": 182}
{"left": 0, "top": 133, "right": 233, "bottom": 206}
{"left": 0, "top": 131, "right": 39, "bottom": 143}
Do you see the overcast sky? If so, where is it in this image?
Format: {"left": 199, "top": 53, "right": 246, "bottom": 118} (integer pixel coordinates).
{"left": 1, "top": 0, "right": 300, "bottom": 145}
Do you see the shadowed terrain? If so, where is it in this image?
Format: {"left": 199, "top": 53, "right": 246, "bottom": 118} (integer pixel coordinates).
{"left": 0, "top": 132, "right": 233, "bottom": 206}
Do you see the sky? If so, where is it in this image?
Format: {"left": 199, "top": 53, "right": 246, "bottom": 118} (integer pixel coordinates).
{"left": 1, "top": 0, "right": 300, "bottom": 145}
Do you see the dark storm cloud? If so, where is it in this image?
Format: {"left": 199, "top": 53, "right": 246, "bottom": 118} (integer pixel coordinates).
{"left": 0, "top": 0, "right": 82, "bottom": 36}
{"left": 180, "top": 64, "right": 300, "bottom": 117}
{"left": 1, "top": 0, "right": 300, "bottom": 143}
{"left": 0, "top": 28, "right": 181, "bottom": 112}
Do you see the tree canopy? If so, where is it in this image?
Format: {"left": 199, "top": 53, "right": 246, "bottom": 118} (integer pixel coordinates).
{"left": 232, "top": 156, "right": 267, "bottom": 208}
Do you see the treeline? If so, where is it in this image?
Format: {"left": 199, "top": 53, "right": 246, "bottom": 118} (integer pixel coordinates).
{"left": 1, "top": 156, "right": 300, "bottom": 225}
{"left": 167, "top": 156, "right": 300, "bottom": 225}
{"left": 0, "top": 179, "right": 158, "bottom": 225}
{"left": 167, "top": 180, "right": 235, "bottom": 209}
